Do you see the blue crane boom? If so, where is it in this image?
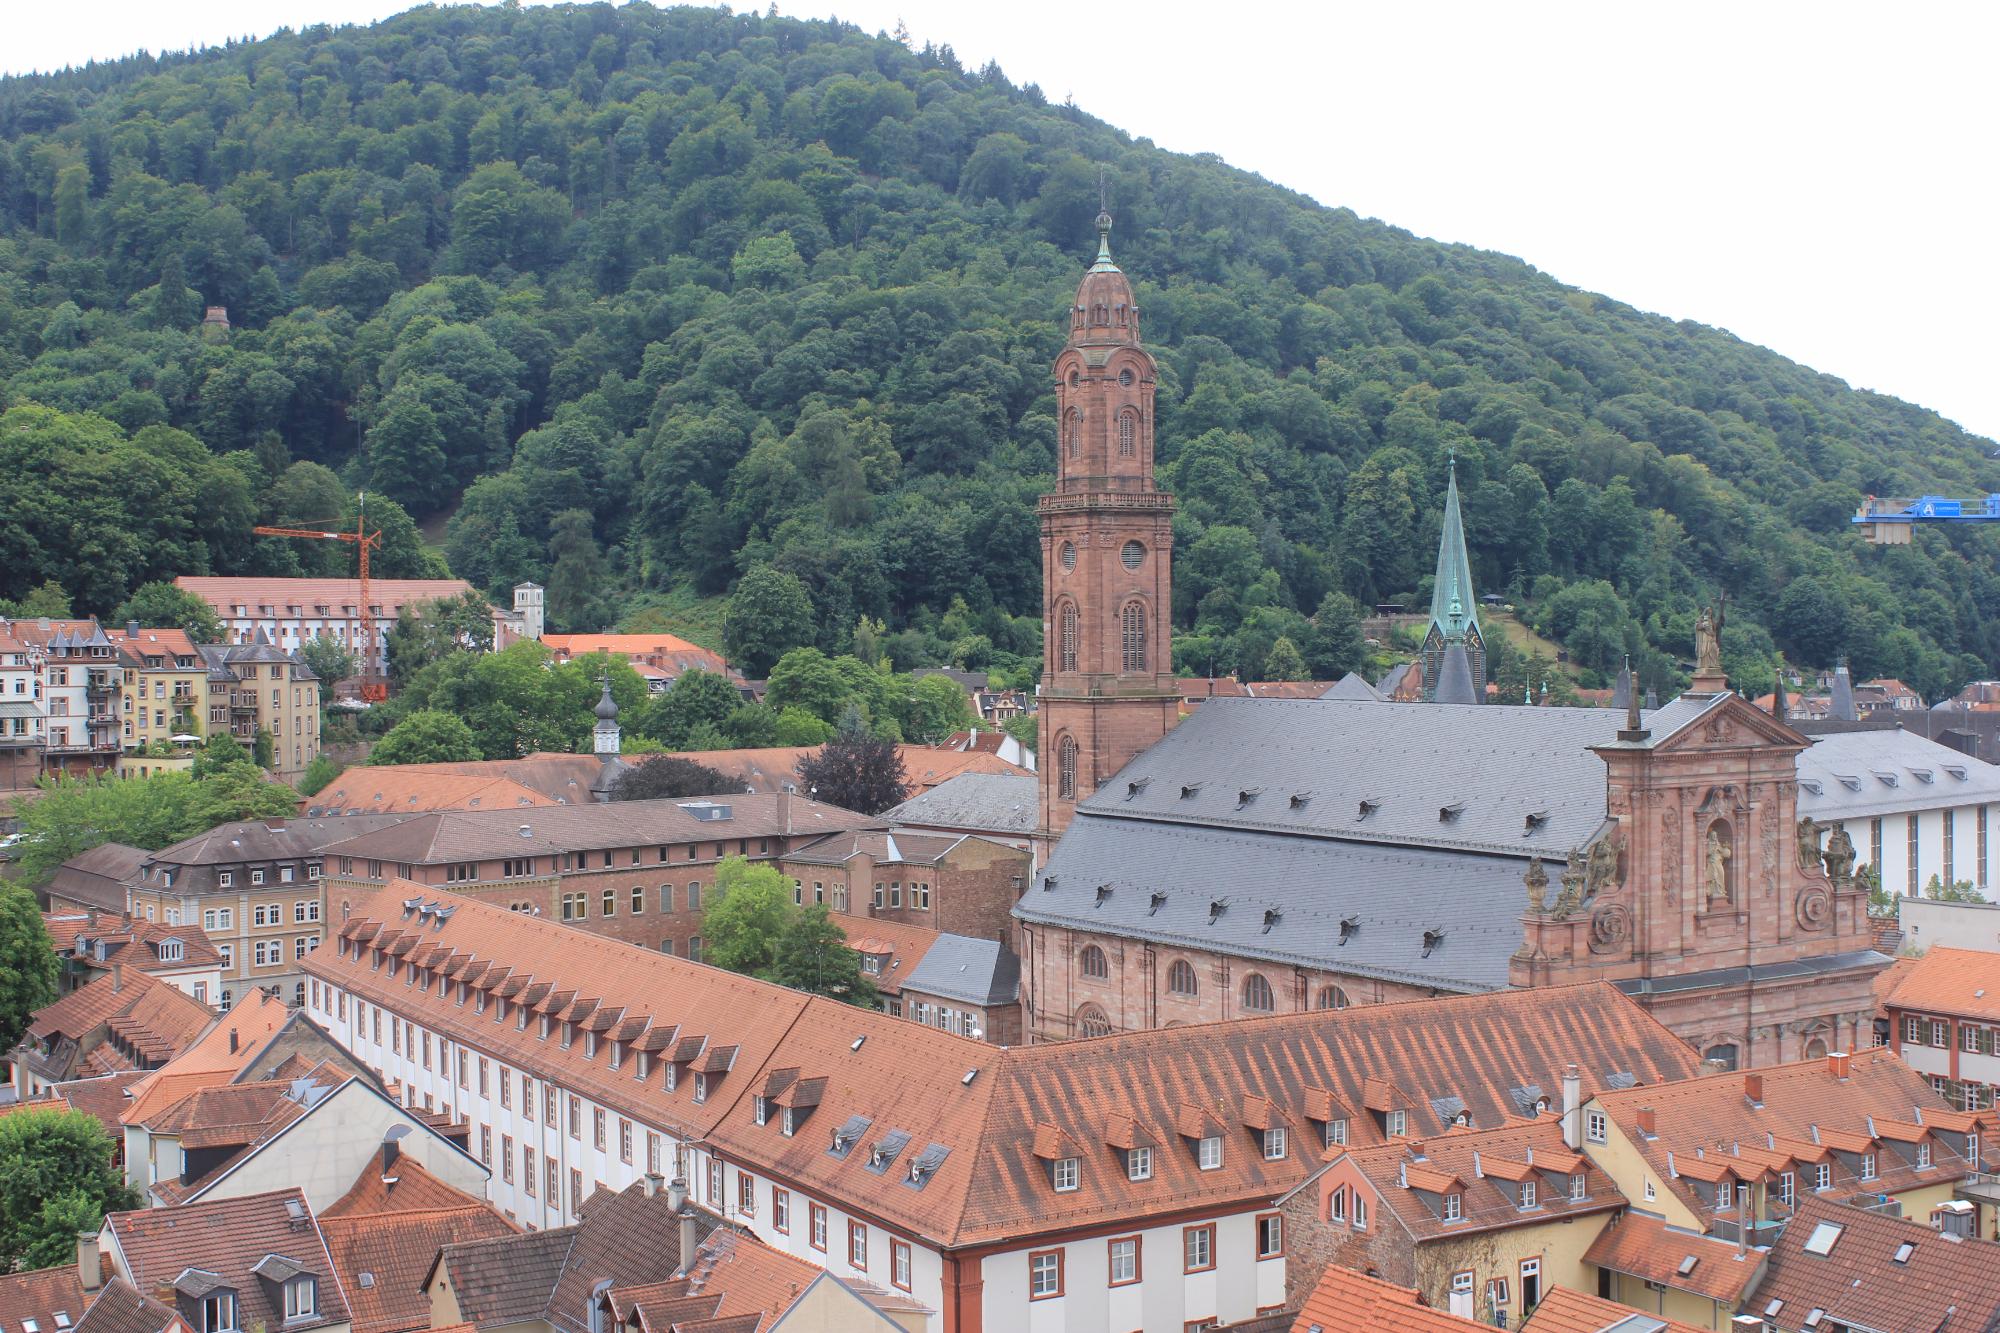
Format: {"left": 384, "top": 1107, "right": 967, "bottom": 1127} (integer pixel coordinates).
{"left": 1851, "top": 494, "right": 2000, "bottom": 544}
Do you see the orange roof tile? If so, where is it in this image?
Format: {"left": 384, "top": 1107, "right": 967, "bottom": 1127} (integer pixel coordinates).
{"left": 321, "top": 1147, "right": 492, "bottom": 1219}
{"left": 121, "top": 991, "right": 292, "bottom": 1125}
{"left": 1292, "top": 1266, "right": 1479, "bottom": 1333}
{"left": 0, "top": 1265, "right": 88, "bottom": 1333}
{"left": 1337, "top": 1119, "right": 1621, "bottom": 1243}
{"left": 321, "top": 1197, "right": 516, "bottom": 1333}
{"left": 1886, "top": 946, "right": 2000, "bottom": 1023}
{"left": 1520, "top": 1286, "right": 1711, "bottom": 1333}
{"left": 309, "top": 881, "right": 1700, "bottom": 1250}
{"left": 303, "top": 770, "right": 556, "bottom": 818}
{"left": 540, "top": 634, "right": 732, "bottom": 677}
{"left": 176, "top": 576, "right": 479, "bottom": 617}
{"left": 1581, "top": 1212, "right": 1765, "bottom": 1304}
{"left": 834, "top": 916, "right": 942, "bottom": 998}
{"left": 669, "top": 745, "right": 1030, "bottom": 796}
{"left": 1750, "top": 1195, "right": 2000, "bottom": 1333}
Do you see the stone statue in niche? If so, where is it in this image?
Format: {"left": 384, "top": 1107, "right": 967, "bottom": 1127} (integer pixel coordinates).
{"left": 1822, "top": 825, "right": 1857, "bottom": 889}
{"left": 1703, "top": 822, "right": 1733, "bottom": 906}
{"left": 1523, "top": 857, "right": 1548, "bottom": 915}
{"left": 1586, "top": 832, "right": 1624, "bottom": 899}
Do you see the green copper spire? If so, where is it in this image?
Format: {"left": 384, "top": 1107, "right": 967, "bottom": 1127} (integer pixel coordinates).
{"left": 1090, "top": 207, "right": 1119, "bottom": 273}
{"left": 1427, "top": 454, "right": 1481, "bottom": 644}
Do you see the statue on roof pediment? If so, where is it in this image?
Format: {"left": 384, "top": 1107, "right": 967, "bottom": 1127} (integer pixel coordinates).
{"left": 1523, "top": 857, "right": 1549, "bottom": 916}
{"left": 1586, "top": 831, "right": 1624, "bottom": 899}
{"left": 1795, "top": 815, "right": 1824, "bottom": 874}
{"left": 1553, "top": 849, "right": 1586, "bottom": 919}
{"left": 1821, "top": 825, "right": 1857, "bottom": 889}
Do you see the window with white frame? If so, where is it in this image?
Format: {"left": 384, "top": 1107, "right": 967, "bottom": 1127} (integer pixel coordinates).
{"left": 1442, "top": 1191, "right": 1461, "bottom": 1221}
{"left": 1197, "top": 1135, "right": 1222, "bottom": 1169}
{"left": 1262, "top": 1126, "right": 1287, "bottom": 1160}
{"left": 1127, "top": 1146, "right": 1152, "bottom": 1181}
{"left": 1586, "top": 1109, "right": 1607, "bottom": 1143}
{"left": 1053, "top": 1157, "right": 1079, "bottom": 1191}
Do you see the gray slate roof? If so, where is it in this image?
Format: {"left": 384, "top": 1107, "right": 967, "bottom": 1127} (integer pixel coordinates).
{"left": 902, "top": 936, "right": 1020, "bottom": 1007}
{"left": 1319, "top": 672, "right": 1384, "bottom": 702}
{"left": 883, "top": 771, "right": 1037, "bottom": 837}
{"left": 1018, "top": 818, "right": 1529, "bottom": 992}
{"left": 1795, "top": 729, "right": 2000, "bottom": 821}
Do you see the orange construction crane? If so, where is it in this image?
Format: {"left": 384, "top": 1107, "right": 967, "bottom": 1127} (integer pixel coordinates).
{"left": 253, "top": 492, "right": 388, "bottom": 701}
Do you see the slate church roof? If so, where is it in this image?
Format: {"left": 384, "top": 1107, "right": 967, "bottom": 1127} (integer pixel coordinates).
{"left": 1018, "top": 694, "right": 1732, "bottom": 992}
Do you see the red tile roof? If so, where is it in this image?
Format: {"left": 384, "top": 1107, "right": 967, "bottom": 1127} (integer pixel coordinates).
{"left": 303, "top": 771, "right": 556, "bottom": 819}
{"left": 540, "top": 634, "right": 732, "bottom": 678}
{"left": 835, "top": 917, "right": 942, "bottom": 999}
{"left": 321, "top": 1147, "right": 491, "bottom": 1219}
{"left": 21, "top": 968, "right": 214, "bottom": 1080}
{"left": 69, "top": 1278, "right": 184, "bottom": 1333}
{"left": 1580, "top": 1211, "right": 1766, "bottom": 1304}
{"left": 105, "top": 1189, "right": 349, "bottom": 1333}
{"left": 668, "top": 745, "right": 1030, "bottom": 796}
{"left": 1886, "top": 945, "right": 2000, "bottom": 1023}
{"left": 311, "top": 881, "right": 1700, "bottom": 1250}
{"left": 1333, "top": 1118, "right": 1622, "bottom": 1243}
{"left": 1589, "top": 1049, "right": 1968, "bottom": 1223}
{"left": 0, "top": 1265, "right": 87, "bottom": 1333}
{"left": 1748, "top": 1195, "right": 2000, "bottom": 1333}
{"left": 175, "top": 576, "right": 479, "bottom": 618}
{"left": 44, "top": 913, "right": 226, "bottom": 973}
{"left": 1520, "top": 1286, "right": 1710, "bottom": 1333}
{"left": 120, "top": 992, "right": 293, "bottom": 1125}
{"left": 47, "top": 1072, "right": 146, "bottom": 1137}
{"left": 1291, "top": 1266, "right": 1478, "bottom": 1333}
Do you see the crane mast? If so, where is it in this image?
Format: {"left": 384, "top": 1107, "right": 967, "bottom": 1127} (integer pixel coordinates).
{"left": 252, "top": 492, "right": 387, "bottom": 700}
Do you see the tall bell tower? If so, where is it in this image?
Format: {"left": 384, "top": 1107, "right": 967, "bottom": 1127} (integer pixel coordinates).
{"left": 1037, "top": 206, "right": 1178, "bottom": 848}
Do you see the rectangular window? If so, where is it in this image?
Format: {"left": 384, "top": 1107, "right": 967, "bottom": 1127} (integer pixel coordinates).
{"left": 1028, "top": 1248, "right": 1061, "bottom": 1299}
{"left": 736, "top": 1170, "right": 753, "bottom": 1214}
{"left": 547, "top": 1157, "right": 559, "bottom": 1205}
{"left": 1127, "top": 1146, "right": 1152, "bottom": 1181}
{"left": 1860, "top": 1152, "right": 1876, "bottom": 1180}
{"left": 480, "top": 1126, "right": 492, "bottom": 1164}
{"left": 1570, "top": 1172, "right": 1587, "bottom": 1201}
{"left": 1184, "top": 1225, "right": 1214, "bottom": 1272}
{"left": 593, "top": 1109, "right": 605, "bottom": 1149}
{"left": 1981, "top": 806, "right": 1991, "bottom": 889}
{"left": 707, "top": 1158, "right": 723, "bottom": 1205}
{"left": 892, "top": 1238, "right": 912, "bottom": 1292}
{"left": 1353, "top": 1193, "right": 1368, "bottom": 1230}
{"left": 571, "top": 1168, "right": 583, "bottom": 1212}
{"left": 601, "top": 888, "right": 616, "bottom": 916}
{"left": 1815, "top": 1161, "right": 1831, "bottom": 1191}
{"left": 1910, "top": 815, "right": 1921, "bottom": 891}
{"left": 1586, "top": 1109, "right": 1607, "bottom": 1144}
{"left": 1905, "top": 1015, "right": 1923, "bottom": 1044}
{"left": 686, "top": 883, "right": 701, "bottom": 912}
{"left": 1256, "top": 1213, "right": 1283, "bottom": 1259}
{"left": 620, "top": 1119, "right": 633, "bottom": 1163}
{"left": 545, "top": 1085, "right": 557, "bottom": 1127}
{"left": 631, "top": 886, "right": 644, "bottom": 914}
{"left": 1520, "top": 1179, "right": 1537, "bottom": 1209}
{"left": 502, "top": 1136, "right": 514, "bottom": 1182}
{"left": 1933, "top": 1020, "right": 1949, "bottom": 1047}
{"left": 1263, "top": 1126, "right": 1287, "bottom": 1160}
{"left": 810, "top": 1203, "right": 828, "bottom": 1251}
{"left": 1053, "top": 1157, "right": 1079, "bottom": 1192}
{"left": 1945, "top": 809, "right": 1956, "bottom": 885}
{"left": 1326, "top": 1117, "right": 1348, "bottom": 1148}
{"left": 773, "top": 1188, "right": 790, "bottom": 1233}
{"left": 1198, "top": 1135, "right": 1222, "bottom": 1170}
{"left": 1386, "top": 1109, "right": 1406, "bottom": 1137}
{"left": 1109, "top": 1235, "right": 1140, "bottom": 1285}
{"left": 1330, "top": 1187, "right": 1347, "bottom": 1223}
{"left": 523, "top": 1146, "right": 536, "bottom": 1196}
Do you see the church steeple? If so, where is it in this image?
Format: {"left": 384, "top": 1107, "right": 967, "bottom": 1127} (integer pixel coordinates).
{"left": 1037, "top": 193, "right": 1177, "bottom": 847}
{"left": 1420, "top": 457, "right": 1486, "bottom": 702}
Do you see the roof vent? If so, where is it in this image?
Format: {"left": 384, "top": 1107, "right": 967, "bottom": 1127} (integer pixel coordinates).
{"left": 1148, "top": 892, "right": 1167, "bottom": 917}
{"left": 1677, "top": 1254, "right": 1698, "bottom": 1277}
{"left": 1799, "top": 780, "right": 1823, "bottom": 795}
{"left": 1262, "top": 908, "right": 1282, "bottom": 934}
{"left": 1236, "top": 788, "right": 1261, "bottom": 809}
{"left": 1358, "top": 798, "right": 1379, "bottom": 818}
{"left": 1421, "top": 928, "right": 1444, "bottom": 958}
{"left": 1042, "top": 876, "right": 1057, "bottom": 892}
{"left": 518, "top": 825, "right": 532, "bottom": 838}
{"left": 1339, "top": 917, "right": 1359, "bottom": 945}
{"left": 1439, "top": 803, "right": 1465, "bottom": 823}
{"left": 1180, "top": 784, "right": 1202, "bottom": 800}
{"left": 1125, "top": 778, "right": 1149, "bottom": 799}
{"left": 1094, "top": 884, "right": 1112, "bottom": 907}
{"left": 1524, "top": 811, "right": 1549, "bottom": 834}
{"left": 1289, "top": 792, "right": 1312, "bottom": 809}
{"left": 905, "top": 1143, "right": 949, "bottom": 1188}
{"left": 1208, "top": 899, "right": 1227, "bottom": 925}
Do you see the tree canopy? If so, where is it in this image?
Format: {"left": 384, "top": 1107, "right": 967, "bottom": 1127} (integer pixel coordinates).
{"left": 0, "top": 1107, "right": 140, "bottom": 1272}
{"left": 609, "top": 753, "right": 731, "bottom": 801}
{"left": 10, "top": 764, "right": 299, "bottom": 883}
{"left": 796, "top": 717, "right": 910, "bottom": 815}
{"left": 0, "top": 5, "right": 1994, "bottom": 698}
{"left": 0, "top": 886, "right": 58, "bottom": 1053}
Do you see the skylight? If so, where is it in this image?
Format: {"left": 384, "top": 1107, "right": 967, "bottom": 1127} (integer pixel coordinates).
{"left": 1802, "top": 1221, "right": 1843, "bottom": 1255}
{"left": 1893, "top": 1241, "right": 1914, "bottom": 1264}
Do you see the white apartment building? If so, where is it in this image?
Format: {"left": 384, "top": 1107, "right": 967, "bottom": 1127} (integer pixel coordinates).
{"left": 1796, "top": 729, "right": 2000, "bottom": 898}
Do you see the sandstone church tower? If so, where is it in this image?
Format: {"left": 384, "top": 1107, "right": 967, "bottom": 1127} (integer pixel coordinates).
{"left": 1037, "top": 208, "right": 1178, "bottom": 846}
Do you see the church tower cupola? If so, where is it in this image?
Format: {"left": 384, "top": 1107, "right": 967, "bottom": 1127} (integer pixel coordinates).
{"left": 1420, "top": 457, "right": 1486, "bottom": 702}
{"left": 1038, "top": 200, "right": 1178, "bottom": 848}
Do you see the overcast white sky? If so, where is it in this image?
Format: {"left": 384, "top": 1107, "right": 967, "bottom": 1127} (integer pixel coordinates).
{"left": 8, "top": 1, "right": 1996, "bottom": 441}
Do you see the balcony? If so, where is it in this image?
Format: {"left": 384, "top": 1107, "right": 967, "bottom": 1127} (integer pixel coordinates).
{"left": 230, "top": 692, "right": 258, "bottom": 712}
{"left": 172, "top": 686, "right": 196, "bottom": 703}
{"left": 84, "top": 671, "right": 120, "bottom": 694}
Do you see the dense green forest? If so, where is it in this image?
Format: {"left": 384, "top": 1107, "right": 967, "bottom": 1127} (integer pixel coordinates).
{"left": 1, "top": 2, "right": 1995, "bottom": 701}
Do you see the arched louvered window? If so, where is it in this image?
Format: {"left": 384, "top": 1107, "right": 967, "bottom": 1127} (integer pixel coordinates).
{"left": 1168, "top": 959, "right": 1198, "bottom": 997}
{"left": 1076, "top": 1005, "right": 1111, "bottom": 1038}
{"left": 1118, "top": 410, "right": 1136, "bottom": 457}
{"left": 1121, "top": 602, "right": 1147, "bottom": 673}
{"left": 1080, "top": 945, "right": 1108, "bottom": 979}
{"left": 1057, "top": 735, "right": 1078, "bottom": 800}
{"left": 1058, "top": 602, "right": 1079, "bottom": 673}
{"left": 1242, "top": 973, "right": 1275, "bottom": 1012}
{"left": 1064, "top": 408, "right": 1082, "bottom": 458}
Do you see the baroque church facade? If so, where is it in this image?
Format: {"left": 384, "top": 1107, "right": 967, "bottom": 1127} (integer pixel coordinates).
{"left": 1018, "top": 222, "right": 1887, "bottom": 1069}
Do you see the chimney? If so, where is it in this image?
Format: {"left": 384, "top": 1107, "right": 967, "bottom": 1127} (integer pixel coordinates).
{"left": 667, "top": 1176, "right": 687, "bottom": 1212}
{"left": 127, "top": 621, "right": 139, "bottom": 637}
{"left": 1744, "top": 1072, "right": 1763, "bottom": 1105}
{"left": 1560, "top": 1063, "right": 1582, "bottom": 1149}
{"left": 643, "top": 1172, "right": 663, "bottom": 1198}
{"left": 676, "top": 1199, "right": 697, "bottom": 1274}
{"left": 265, "top": 818, "right": 286, "bottom": 832}
{"left": 112, "top": 962, "right": 123, "bottom": 993}
{"left": 1828, "top": 1051, "right": 1852, "bottom": 1080}
{"left": 77, "top": 1233, "right": 102, "bottom": 1292}
{"left": 1636, "top": 1107, "right": 1656, "bottom": 1138}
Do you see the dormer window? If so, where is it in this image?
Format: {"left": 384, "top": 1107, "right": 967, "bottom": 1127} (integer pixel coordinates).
{"left": 1570, "top": 1172, "right": 1587, "bottom": 1201}
{"left": 1262, "top": 1127, "right": 1287, "bottom": 1161}
{"left": 1386, "top": 1109, "right": 1407, "bottom": 1137}
{"left": 1052, "top": 1156, "right": 1079, "bottom": 1192}
{"left": 1860, "top": 1152, "right": 1876, "bottom": 1181}
{"left": 202, "top": 1293, "right": 237, "bottom": 1333}
{"left": 283, "top": 1277, "right": 316, "bottom": 1321}
{"left": 1324, "top": 1118, "right": 1348, "bottom": 1148}
{"left": 694, "top": 1072, "right": 710, "bottom": 1103}
{"left": 158, "top": 940, "right": 184, "bottom": 962}
{"left": 782, "top": 1106, "right": 798, "bottom": 1136}
{"left": 1126, "top": 1146, "right": 1152, "bottom": 1181}
{"left": 1443, "top": 1192, "right": 1462, "bottom": 1221}
{"left": 1198, "top": 1135, "right": 1222, "bottom": 1170}
{"left": 665, "top": 1063, "right": 679, "bottom": 1092}
{"left": 1519, "top": 1180, "right": 1537, "bottom": 1210}
{"left": 754, "top": 1096, "right": 769, "bottom": 1126}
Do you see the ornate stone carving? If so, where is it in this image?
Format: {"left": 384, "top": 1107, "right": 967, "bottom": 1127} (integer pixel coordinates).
{"left": 1589, "top": 902, "right": 1631, "bottom": 954}
{"left": 1660, "top": 807, "right": 1681, "bottom": 903}
{"left": 1586, "top": 832, "right": 1625, "bottom": 899}
{"left": 1553, "top": 849, "right": 1587, "bottom": 919}
{"left": 1695, "top": 600, "right": 1724, "bottom": 673}
{"left": 1760, "top": 803, "right": 1779, "bottom": 890}
{"left": 1703, "top": 717, "right": 1735, "bottom": 745}
{"left": 1822, "top": 825, "right": 1857, "bottom": 889}
{"left": 1523, "top": 857, "right": 1548, "bottom": 916}
{"left": 1795, "top": 885, "right": 1831, "bottom": 931}
{"left": 1703, "top": 823, "right": 1733, "bottom": 905}
{"left": 1796, "top": 815, "right": 1824, "bottom": 874}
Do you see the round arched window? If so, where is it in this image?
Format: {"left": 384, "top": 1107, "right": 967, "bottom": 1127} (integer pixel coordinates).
{"left": 1077, "top": 1006, "right": 1112, "bottom": 1038}
{"left": 1121, "top": 541, "right": 1145, "bottom": 570}
{"left": 1316, "top": 985, "right": 1350, "bottom": 1010}
{"left": 1068, "top": 370, "right": 1080, "bottom": 387}
{"left": 1168, "top": 959, "right": 1198, "bottom": 997}
{"left": 1119, "top": 368, "right": 1134, "bottom": 387}
{"left": 1242, "top": 973, "right": 1275, "bottom": 1012}
{"left": 1057, "top": 735, "right": 1078, "bottom": 799}
{"left": 1059, "top": 542, "right": 1077, "bottom": 572}
{"left": 1080, "top": 945, "right": 1109, "bottom": 979}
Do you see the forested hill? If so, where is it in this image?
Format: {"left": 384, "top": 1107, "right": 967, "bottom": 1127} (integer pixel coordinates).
{"left": 1, "top": 3, "right": 1995, "bottom": 699}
